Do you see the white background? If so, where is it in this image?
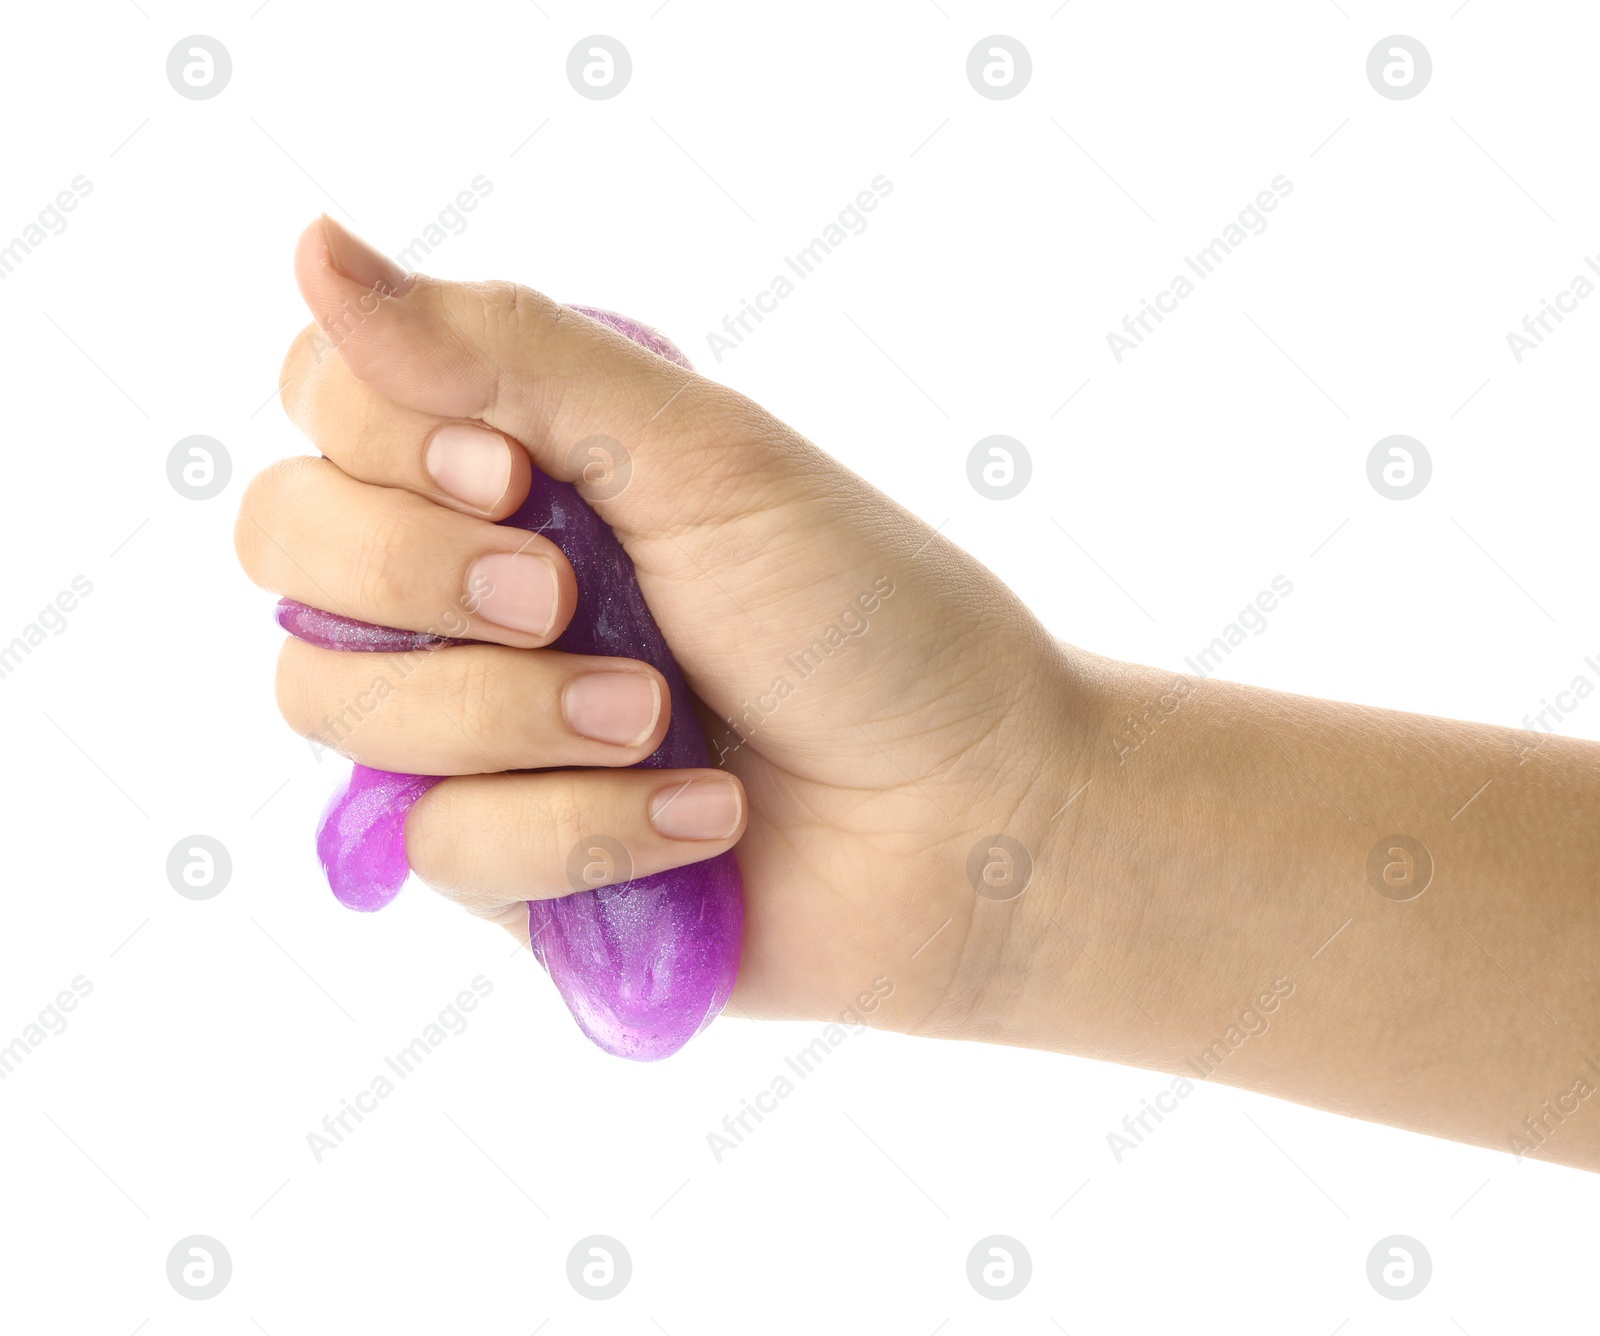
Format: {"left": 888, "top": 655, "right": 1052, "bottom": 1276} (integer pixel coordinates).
{"left": 1, "top": 1, "right": 1596, "bottom": 1331}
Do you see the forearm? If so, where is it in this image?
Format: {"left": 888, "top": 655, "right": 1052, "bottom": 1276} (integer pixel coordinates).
{"left": 1002, "top": 651, "right": 1600, "bottom": 1170}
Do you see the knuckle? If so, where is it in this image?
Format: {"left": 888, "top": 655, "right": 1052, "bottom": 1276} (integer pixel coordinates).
{"left": 441, "top": 651, "right": 505, "bottom": 754}
{"left": 532, "top": 786, "right": 611, "bottom": 891}
{"left": 272, "top": 640, "right": 327, "bottom": 743}
{"left": 460, "top": 280, "right": 562, "bottom": 420}
{"left": 282, "top": 328, "right": 395, "bottom": 479}
{"left": 407, "top": 782, "right": 519, "bottom": 914}
{"left": 481, "top": 279, "right": 558, "bottom": 337}
{"left": 329, "top": 382, "right": 393, "bottom": 480}
{"left": 351, "top": 503, "right": 416, "bottom": 614}
{"left": 407, "top": 785, "right": 473, "bottom": 894}
{"left": 233, "top": 457, "right": 314, "bottom": 586}
{"left": 278, "top": 322, "right": 330, "bottom": 423}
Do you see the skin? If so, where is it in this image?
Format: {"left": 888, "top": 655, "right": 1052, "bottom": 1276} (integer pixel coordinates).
{"left": 237, "top": 217, "right": 1600, "bottom": 1173}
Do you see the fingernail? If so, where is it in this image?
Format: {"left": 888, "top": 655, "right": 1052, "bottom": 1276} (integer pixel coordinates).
{"left": 469, "top": 553, "right": 558, "bottom": 637}
{"left": 321, "top": 215, "right": 414, "bottom": 296}
{"left": 649, "top": 777, "right": 741, "bottom": 841}
{"left": 563, "top": 671, "right": 661, "bottom": 746}
{"left": 427, "top": 425, "right": 512, "bottom": 512}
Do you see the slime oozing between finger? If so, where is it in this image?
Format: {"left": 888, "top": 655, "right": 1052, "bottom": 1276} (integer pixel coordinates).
{"left": 277, "top": 307, "right": 743, "bottom": 1061}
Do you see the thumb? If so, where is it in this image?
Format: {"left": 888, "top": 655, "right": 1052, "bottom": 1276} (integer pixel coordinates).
{"left": 293, "top": 215, "right": 794, "bottom": 541}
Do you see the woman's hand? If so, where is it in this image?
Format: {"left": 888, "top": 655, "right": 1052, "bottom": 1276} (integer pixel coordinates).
{"left": 235, "top": 217, "right": 1092, "bottom": 1039}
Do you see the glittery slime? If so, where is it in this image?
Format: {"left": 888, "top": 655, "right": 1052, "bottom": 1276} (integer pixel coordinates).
{"left": 277, "top": 308, "right": 743, "bottom": 1061}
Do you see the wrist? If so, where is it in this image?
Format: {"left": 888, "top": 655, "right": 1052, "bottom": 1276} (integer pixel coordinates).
{"left": 941, "top": 641, "right": 1125, "bottom": 1052}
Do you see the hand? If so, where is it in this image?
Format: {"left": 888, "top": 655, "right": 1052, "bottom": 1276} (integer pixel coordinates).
{"left": 235, "top": 217, "right": 1090, "bottom": 1037}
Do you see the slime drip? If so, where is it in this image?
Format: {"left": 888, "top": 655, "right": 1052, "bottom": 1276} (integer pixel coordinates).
{"left": 278, "top": 307, "right": 743, "bottom": 1060}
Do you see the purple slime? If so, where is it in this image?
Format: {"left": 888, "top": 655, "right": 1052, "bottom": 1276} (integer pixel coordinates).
{"left": 278, "top": 307, "right": 743, "bottom": 1061}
